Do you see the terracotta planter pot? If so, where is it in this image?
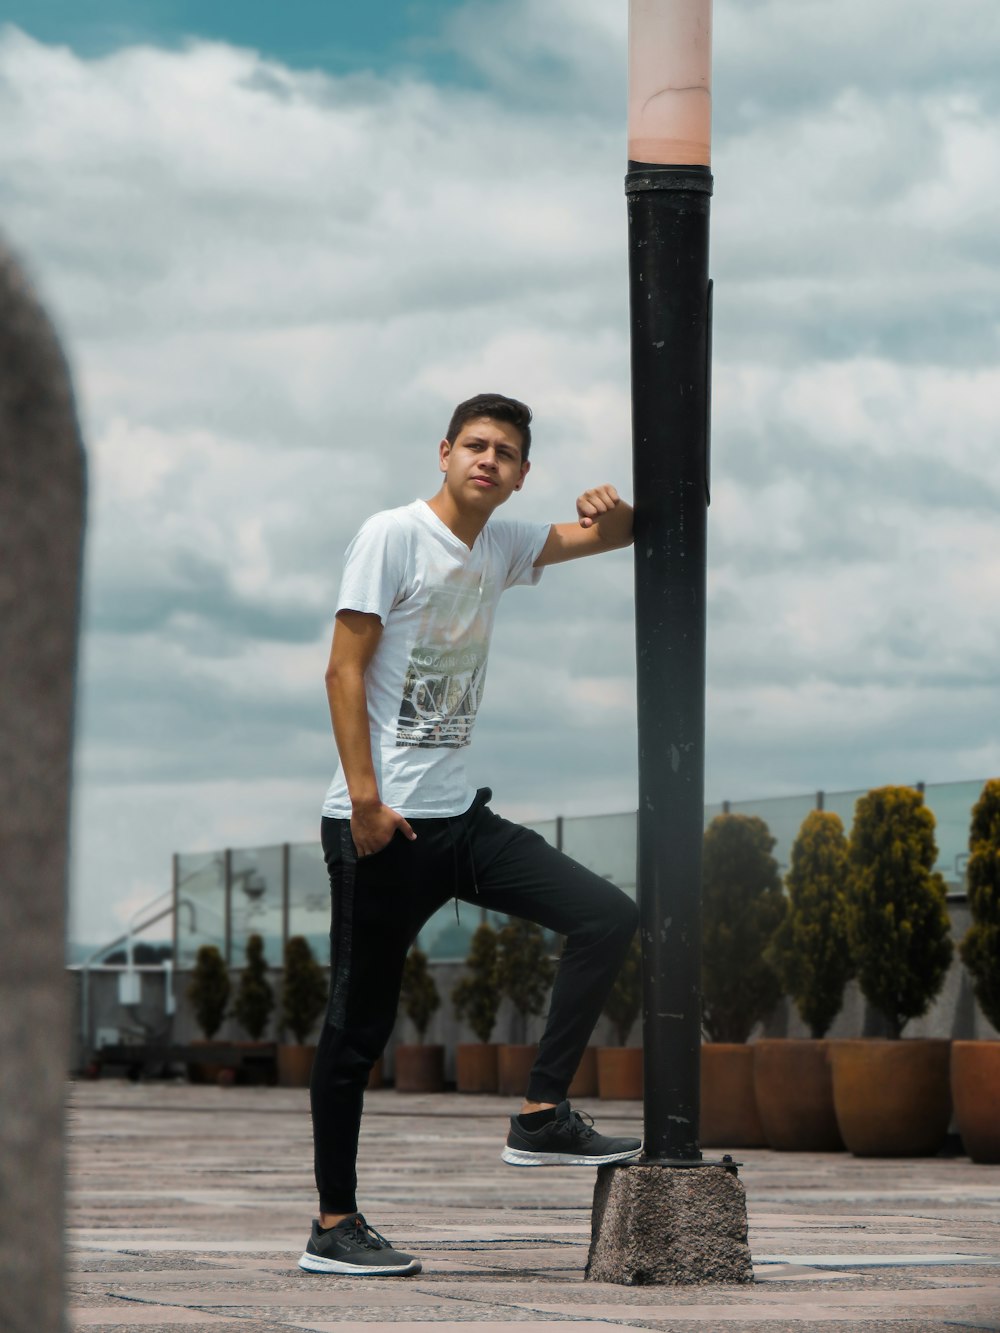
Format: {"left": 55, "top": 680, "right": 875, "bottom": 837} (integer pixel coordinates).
{"left": 568, "top": 1046, "right": 599, "bottom": 1099}
{"left": 497, "top": 1044, "right": 538, "bottom": 1097}
{"left": 597, "top": 1047, "right": 643, "bottom": 1100}
{"left": 951, "top": 1041, "right": 1000, "bottom": 1164}
{"left": 188, "top": 1061, "right": 227, "bottom": 1085}
{"left": 240, "top": 1040, "right": 279, "bottom": 1085}
{"left": 277, "top": 1043, "right": 316, "bottom": 1088}
{"left": 366, "top": 1056, "right": 384, "bottom": 1090}
{"left": 700, "top": 1043, "right": 766, "bottom": 1147}
{"left": 393, "top": 1043, "right": 445, "bottom": 1093}
{"left": 753, "top": 1039, "right": 844, "bottom": 1152}
{"left": 186, "top": 1040, "right": 227, "bottom": 1086}
{"left": 829, "top": 1038, "right": 951, "bottom": 1157}
{"left": 455, "top": 1043, "right": 499, "bottom": 1093}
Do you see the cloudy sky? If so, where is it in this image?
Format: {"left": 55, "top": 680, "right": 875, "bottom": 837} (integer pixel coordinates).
{"left": 4, "top": 1, "right": 998, "bottom": 946}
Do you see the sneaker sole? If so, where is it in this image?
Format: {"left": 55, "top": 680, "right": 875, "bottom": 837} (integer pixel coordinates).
{"left": 500, "top": 1145, "right": 642, "bottom": 1167}
{"left": 298, "top": 1251, "right": 422, "bottom": 1276}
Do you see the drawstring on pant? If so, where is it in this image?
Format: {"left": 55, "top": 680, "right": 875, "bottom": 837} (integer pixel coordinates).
{"left": 446, "top": 808, "right": 481, "bottom": 923}
{"left": 448, "top": 817, "right": 460, "bottom": 923}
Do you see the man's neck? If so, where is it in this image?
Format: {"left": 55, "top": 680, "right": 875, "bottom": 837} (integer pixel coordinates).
{"left": 425, "top": 489, "right": 489, "bottom": 551}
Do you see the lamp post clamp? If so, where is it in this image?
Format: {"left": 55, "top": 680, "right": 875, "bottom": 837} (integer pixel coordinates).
{"left": 625, "top": 165, "right": 714, "bottom": 196}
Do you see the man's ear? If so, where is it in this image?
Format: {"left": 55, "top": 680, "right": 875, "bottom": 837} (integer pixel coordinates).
{"left": 438, "top": 438, "right": 451, "bottom": 473}
{"left": 514, "top": 459, "right": 531, "bottom": 491}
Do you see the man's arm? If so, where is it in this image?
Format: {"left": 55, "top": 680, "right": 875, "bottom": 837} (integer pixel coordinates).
{"left": 325, "top": 610, "right": 416, "bottom": 856}
{"left": 533, "top": 484, "right": 634, "bottom": 567}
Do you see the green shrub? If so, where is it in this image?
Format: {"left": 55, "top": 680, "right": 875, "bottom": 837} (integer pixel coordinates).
{"left": 187, "top": 945, "right": 230, "bottom": 1040}
{"left": 400, "top": 947, "right": 440, "bottom": 1042}
{"left": 451, "top": 923, "right": 500, "bottom": 1044}
{"left": 702, "top": 814, "right": 786, "bottom": 1043}
{"left": 280, "top": 935, "right": 328, "bottom": 1044}
{"left": 960, "top": 778, "right": 1000, "bottom": 1032}
{"left": 602, "top": 928, "right": 641, "bottom": 1045}
{"left": 231, "top": 933, "right": 274, "bottom": 1040}
{"left": 768, "top": 810, "right": 853, "bottom": 1038}
{"left": 497, "top": 917, "right": 556, "bottom": 1035}
{"left": 846, "top": 785, "right": 953, "bottom": 1038}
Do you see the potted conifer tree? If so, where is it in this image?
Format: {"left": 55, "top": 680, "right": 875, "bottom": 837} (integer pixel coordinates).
{"left": 953, "top": 778, "right": 1000, "bottom": 1162}
{"left": 831, "top": 785, "right": 954, "bottom": 1156}
{"left": 186, "top": 944, "right": 231, "bottom": 1083}
{"left": 758, "top": 810, "right": 852, "bottom": 1150}
{"left": 700, "top": 813, "right": 786, "bottom": 1147}
{"left": 496, "top": 917, "right": 555, "bottom": 1097}
{"left": 278, "top": 935, "right": 328, "bottom": 1087}
{"left": 394, "top": 947, "right": 444, "bottom": 1092}
{"left": 452, "top": 923, "right": 501, "bottom": 1092}
{"left": 231, "top": 933, "right": 276, "bottom": 1085}
{"left": 597, "top": 929, "right": 642, "bottom": 1099}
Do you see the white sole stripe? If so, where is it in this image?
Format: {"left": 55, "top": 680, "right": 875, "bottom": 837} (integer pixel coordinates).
{"left": 298, "top": 1250, "right": 421, "bottom": 1276}
{"left": 500, "top": 1146, "right": 642, "bottom": 1167}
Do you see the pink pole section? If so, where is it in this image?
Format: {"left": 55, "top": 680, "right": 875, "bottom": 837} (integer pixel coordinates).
{"left": 628, "top": 0, "right": 712, "bottom": 166}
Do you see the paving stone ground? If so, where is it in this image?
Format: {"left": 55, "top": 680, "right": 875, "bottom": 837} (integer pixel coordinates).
{"left": 68, "top": 1081, "right": 1000, "bottom": 1331}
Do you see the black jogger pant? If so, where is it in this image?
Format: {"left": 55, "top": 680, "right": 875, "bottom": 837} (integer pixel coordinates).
{"left": 309, "top": 788, "right": 638, "bottom": 1214}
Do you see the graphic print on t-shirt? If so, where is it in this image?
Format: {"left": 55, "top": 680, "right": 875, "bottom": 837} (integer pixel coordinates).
{"left": 396, "top": 568, "right": 497, "bottom": 749}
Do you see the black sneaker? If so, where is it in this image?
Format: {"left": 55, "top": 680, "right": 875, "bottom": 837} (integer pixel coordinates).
{"left": 501, "top": 1100, "right": 642, "bottom": 1167}
{"left": 298, "top": 1213, "right": 422, "bottom": 1276}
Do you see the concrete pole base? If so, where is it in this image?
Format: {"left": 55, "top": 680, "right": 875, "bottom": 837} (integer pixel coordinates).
{"left": 585, "top": 1162, "right": 753, "bottom": 1285}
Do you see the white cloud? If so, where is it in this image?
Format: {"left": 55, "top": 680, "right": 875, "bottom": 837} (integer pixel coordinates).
{"left": 3, "top": 4, "right": 998, "bottom": 942}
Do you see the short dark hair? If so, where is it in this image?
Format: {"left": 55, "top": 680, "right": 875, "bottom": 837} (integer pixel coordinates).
{"left": 445, "top": 393, "right": 533, "bottom": 460}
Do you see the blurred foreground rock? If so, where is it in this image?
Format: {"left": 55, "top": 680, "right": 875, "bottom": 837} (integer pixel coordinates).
{"left": 0, "top": 241, "right": 86, "bottom": 1333}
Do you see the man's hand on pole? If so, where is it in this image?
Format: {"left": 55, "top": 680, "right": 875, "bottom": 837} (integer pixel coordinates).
{"left": 576, "top": 483, "right": 624, "bottom": 529}
{"left": 533, "top": 484, "right": 634, "bottom": 567}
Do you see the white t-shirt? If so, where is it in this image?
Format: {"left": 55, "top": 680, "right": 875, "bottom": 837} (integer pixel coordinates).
{"left": 322, "top": 499, "right": 550, "bottom": 819}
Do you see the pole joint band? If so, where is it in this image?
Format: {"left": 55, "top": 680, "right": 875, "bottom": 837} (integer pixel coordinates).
{"left": 625, "top": 164, "right": 714, "bottom": 196}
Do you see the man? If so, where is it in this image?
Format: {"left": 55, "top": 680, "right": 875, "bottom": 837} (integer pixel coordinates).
{"left": 300, "top": 393, "right": 640, "bottom": 1277}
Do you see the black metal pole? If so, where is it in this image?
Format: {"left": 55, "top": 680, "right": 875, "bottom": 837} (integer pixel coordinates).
{"left": 630, "top": 162, "right": 712, "bottom": 1164}
{"left": 224, "top": 848, "right": 233, "bottom": 967}
{"left": 171, "top": 852, "right": 179, "bottom": 969}
{"left": 282, "top": 842, "right": 291, "bottom": 956}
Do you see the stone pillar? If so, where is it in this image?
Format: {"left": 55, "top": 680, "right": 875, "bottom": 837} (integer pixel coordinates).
{"left": 0, "top": 243, "right": 87, "bottom": 1333}
{"left": 586, "top": 1163, "right": 753, "bottom": 1285}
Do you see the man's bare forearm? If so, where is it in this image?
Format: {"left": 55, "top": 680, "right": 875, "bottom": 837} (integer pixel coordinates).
{"left": 326, "top": 663, "right": 380, "bottom": 811}
{"left": 326, "top": 658, "right": 416, "bottom": 854}
{"left": 534, "top": 486, "right": 634, "bottom": 567}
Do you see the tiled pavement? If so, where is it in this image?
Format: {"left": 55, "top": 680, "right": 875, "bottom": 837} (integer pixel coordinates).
{"left": 68, "top": 1082, "right": 1000, "bottom": 1331}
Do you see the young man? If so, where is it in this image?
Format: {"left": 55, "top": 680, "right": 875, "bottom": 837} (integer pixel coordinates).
{"left": 300, "top": 393, "right": 640, "bottom": 1277}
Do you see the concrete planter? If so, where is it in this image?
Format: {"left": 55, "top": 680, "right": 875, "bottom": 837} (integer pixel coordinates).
{"left": 596, "top": 1047, "right": 642, "bottom": 1100}
{"left": 700, "top": 1043, "right": 766, "bottom": 1147}
{"left": 753, "top": 1038, "right": 844, "bottom": 1152}
{"left": 497, "top": 1044, "right": 538, "bottom": 1097}
{"left": 455, "top": 1043, "right": 499, "bottom": 1093}
{"left": 951, "top": 1040, "right": 1000, "bottom": 1163}
{"left": 230, "top": 1041, "right": 277, "bottom": 1086}
{"left": 277, "top": 1043, "right": 315, "bottom": 1088}
{"left": 366, "top": 1055, "right": 385, "bottom": 1090}
{"left": 829, "top": 1038, "right": 952, "bottom": 1156}
{"left": 186, "top": 1040, "right": 229, "bottom": 1086}
{"left": 394, "top": 1043, "right": 445, "bottom": 1093}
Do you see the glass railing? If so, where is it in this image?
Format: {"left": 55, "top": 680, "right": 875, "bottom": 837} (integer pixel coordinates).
{"left": 174, "top": 778, "right": 991, "bottom": 965}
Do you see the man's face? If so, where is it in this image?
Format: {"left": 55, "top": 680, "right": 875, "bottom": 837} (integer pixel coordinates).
{"left": 438, "top": 416, "right": 530, "bottom": 511}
